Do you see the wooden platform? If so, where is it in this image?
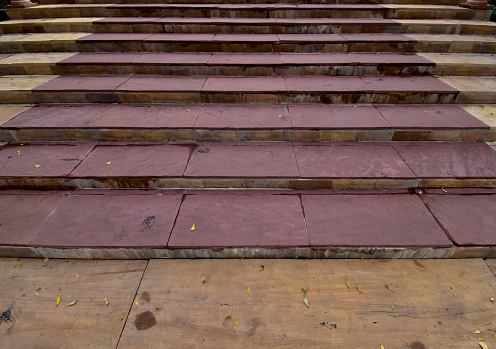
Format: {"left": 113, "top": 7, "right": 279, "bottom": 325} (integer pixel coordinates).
{"left": 1, "top": 258, "right": 496, "bottom": 348}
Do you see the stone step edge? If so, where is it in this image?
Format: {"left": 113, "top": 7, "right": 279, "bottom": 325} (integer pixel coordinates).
{"left": 1, "top": 245, "right": 495, "bottom": 259}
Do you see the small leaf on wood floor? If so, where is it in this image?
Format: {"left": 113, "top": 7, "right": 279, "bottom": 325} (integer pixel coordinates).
{"left": 66, "top": 300, "right": 77, "bottom": 306}
{"left": 303, "top": 298, "right": 309, "bottom": 308}
{"left": 247, "top": 287, "right": 250, "bottom": 296}
{"left": 392, "top": 303, "right": 397, "bottom": 309}
{"left": 202, "top": 274, "right": 205, "bottom": 283}
{"left": 75, "top": 274, "right": 80, "bottom": 278}
{"left": 104, "top": 298, "right": 109, "bottom": 305}
{"left": 474, "top": 330, "right": 482, "bottom": 334}
{"left": 302, "top": 288, "right": 307, "bottom": 297}
{"left": 134, "top": 299, "right": 138, "bottom": 307}
{"left": 234, "top": 320, "right": 238, "bottom": 332}
{"left": 479, "top": 342, "right": 488, "bottom": 349}
{"left": 191, "top": 223, "right": 195, "bottom": 231}
{"left": 56, "top": 296, "right": 61, "bottom": 306}
{"left": 223, "top": 315, "right": 232, "bottom": 325}
{"left": 121, "top": 312, "right": 126, "bottom": 320}
{"left": 356, "top": 286, "right": 363, "bottom": 293}
{"left": 346, "top": 278, "right": 350, "bottom": 289}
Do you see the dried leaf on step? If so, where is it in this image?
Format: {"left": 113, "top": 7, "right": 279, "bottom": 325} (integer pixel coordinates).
{"left": 35, "top": 292, "right": 40, "bottom": 297}
{"left": 479, "top": 342, "right": 488, "bottom": 349}
{"left": 490, "top": 298, "right": 495, "bottom": 303}
{"left": 155, "top": 307, "right": 162, "bottom": 311}
{"left": 17, "top": 150, "right": 21, "bottom": 155}
{"left": 478, "top": 338, "right": 486, "bottom": 342}
{"left": 223, "top": 315, "right": 232, "bottom": 325}
{"left": 16, "top": 264, "right": 22, "bottom": 269}
{"left": 202, "top": 275, "right": 205, "bottom": 283}
{"left": 44, "top": 258, "right": 49, "bottom": 263}
{"left": 104, "top": 298, "right": 109, "bottom": 305}
{"left": 303, "top": 298, "right": 309, "bottom": 308}
{"left": 186, "top": 109, "right": 191, "bottom": 112}
{"left": 106, "top": 161, "right": 111, "bottom": 165}
{"left": 259, "top": 265, "right": 265, "bottom": 271}
{"left": 474, "top": 330, "right": 482, "bottom": 334}
{"left": 234, "top": 320, "right": 238, "bottom": 332}
{"left": 56, "top": 296, "right": 61, "bottom": 306}
{"left": 392, "top": 303, "right": 397, "bottom": 309}
{"left": 247, "top": 287, "right": 250, "bottom": 296}
{"left": 419, "top": 190, "right": 423, "bottom": 194}
{"left": 346, "top": 278, "right": 350, "bottom": 289}
{"left": 66, "top": 300, "right": 77, "bottom": 307}
{"left": 380, "top": 346, "right": 385, "bottom": 349}
{"left": 35, "top": 165, "right": 40, "bottom": 168}
{"left": 302, "top": 288, "right": 307, "bottom": 297}
{"left": 75, "top": 274, "right": 80, "bottom": 278}
{"left": 353, "top": 265, "right": 357, "bottom": 270}
{"left": 442, "top": 188, "right": 447, "bottom": 193}
{"left": 356, "top": 286, "right": 363, "bottom": 293}
{"left": 191, "top": 223, "right": 195, "bottom": 231}
{"left": 121, "top": 312, "right": 125, "bottom": 320}
{"left": 134, "top": 299, "right": 138, "bottom": 307}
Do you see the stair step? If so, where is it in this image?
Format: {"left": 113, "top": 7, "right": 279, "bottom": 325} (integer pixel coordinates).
{"left": 2, "top": 32, "right": 494, "bottom": 54}
{"left": 1, "top": 104, "right": 493, "bottom": 142}
{"left": 3, "top": 52, "right": 495, "bottom": 76}
{"left": 1, "top": 188, "right": 496, "bottom": 258}
{"left": 6, "top": 4, "right": 487, "bottom": 21}
{"left": 3, "top": 18, "right": 494, "bottom": 36}
{"left": 0, "top": 141, "right": 495, "bottom": 189}
{"left": 5, "top": 74, "right": 496, "bottom": 104}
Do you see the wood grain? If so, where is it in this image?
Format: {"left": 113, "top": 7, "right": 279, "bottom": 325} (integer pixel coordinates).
{"left": 119, "top": 259, "right": 496, "bottom": 349}
{"left": 0, "top": 258, "right": 147, "bottom": 348}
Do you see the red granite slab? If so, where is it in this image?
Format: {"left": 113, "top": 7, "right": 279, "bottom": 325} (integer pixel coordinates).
{"left": 289, "top": 104, "right": 390, "bottom": 129}
{"left": 276, "top": 18, "right": 395, "bottom": 25}
{"left": 159, "top": 18, "right": 276, "bottom": 24}
{"left": 70, "top": 144, "right": 191, "bottom": 177}
{"left": 212, "top": 34, "right": 279, "bottom": 42}
{"left": 361, "top": 76, "right": 458, "bottom": 93}
{"left": 280, "top": 53, "right": 431, "bottom": 65}
{"left": 208, "top": 54, "right": 283, "bottom": 65}
{"left": 29, "top": 194, "right": 183, "bottom": 248}
{"left": 0, "top": 193, "right": 66, "bottom": 245}
{"left": 4, "top": 104, "right": 114, "bottom": 128}
{"left": 59, "top": 53, "right": 142, "bottom": 65}
{"left": 295, "top": 143, "right": 416, "bottom": 178}
{"left": 393, "top": 142, "right": 496, "bottom": 178}
{"left": 302, "top": 195, "right": 452, "bottom": 247}
{"left": 77, "top": 33, "right": 153, "bottom": 42}
{"left": 144, "top": 33, "right": 215, "bottom": 42}
{"left": 341, "top": 34, "right": 414, "bottom": 42}
{"left": 184, "top": 143, "right": 298, "bottom": 178}
{"left": 97, "top": 17, "right": 161, "bottom": 23}
{"left": 376, "top": 105, "right": 488, "bottom": 129}
{"left": 95, "top": 104, "right": 200, "bottom": 129}
{"left": 0, "top": 143, "right": 95, "bottom": 177}
{"left": 297, "top": 4, "right": 384, "bottom": 8}
{"left": 133, "top": 53, "right": 211, "bottom": 65}
{"left": 421, "top": 194, "right": 496, "bottom": 246}
{"left": 195, "top": 104, "right": 291, "bottom": 129}
{"left": 280, "top": 53, "right": 356, "bottom": 65}
{"left": 285, "top": 76, "right": 372, "bottom": 93}
{"left": 116, "top": 76, "right": 206, "bottom": 92}
{"left": 277, "top": 34, "right": 346, "bottom": 43}
{"left": 168, "top": 194, "right": 308, "bottom": 248}
{"left": 33, "top": 76, "right": 130, "bottom": 92}
{"left": 202, "top": 77, "right": 286, "bottom": 92}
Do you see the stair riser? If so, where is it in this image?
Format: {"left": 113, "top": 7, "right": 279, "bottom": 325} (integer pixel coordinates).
{"left": 1, "top": 128, "right": 494, "bottom": 142}
{"left": 35, "top": 0, "right": 467, "bottom": 5}
{"left": 7, "top": 8, "right": 482, "bottom": 20}
{"left": 0, "top": 177, "right": 494, "bottom": 190}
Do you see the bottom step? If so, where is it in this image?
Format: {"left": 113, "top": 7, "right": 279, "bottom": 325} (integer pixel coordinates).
{"left": 0, "top": 188, "right": 495, "bottom": 259}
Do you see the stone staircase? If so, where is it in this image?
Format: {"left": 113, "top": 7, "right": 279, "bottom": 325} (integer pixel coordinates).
{"left": 0, "top": 0, "right": 495, "bottom": 259}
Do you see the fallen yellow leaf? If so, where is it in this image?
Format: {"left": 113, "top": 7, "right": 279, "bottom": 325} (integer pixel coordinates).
{"left": 66, "top": 300, "right": 77, "bottom": 306}
{"left": 491, "top": 298, "right": 495, "bottom": 303}
{"left": 17, "top": 150, "right": 21, "bottom": 155}
{"left": 442, "top": 188, "right": 447, "bottom": 193}
{"left": 234, "top": 320, "right": 238, "bottom": 332}
{"left": 16, "top": 264, "right": 22, "bottom": 269}
{"left": 380, "top": 346, "right": 385, "bottom": 349}
{"left": 353, "top": 265, "right": 357, "bottom": 270}
{"left": 155, "top": 307, "right": 162, "bottom": 311}
{"left": 247, "top": 287, "right": 250, "bottom": 296}
{"left": 346, "top": 278, "right": 350, "bottom": 289}
{"left": 356, "top": 286, "right": 363, "bottom": 293}
{"left": 121, "top": 312, "right": 125, "bottom": 320}
{"left": 35, "top": 165, "right": 40, "bottom": 168}
{"left": 104, "top": 298, "right": 109, "bottom": 305}
{"left": 106, "top": 161, "right": 111, "bottom": 165}
{"left": 35, "top": 292, "right": 40, "bottom": 297}
{"left": 75, "top": 274, "right": 80, "bottom": 278}
{"left": 191, "top": 223, "right": 195, "bottom": 231}
{"left": 479, "top": 342, "right": 488, "bottom": 349}
{"left": 223, "top": 315, "right": 232, "bottom": 325}
{"left": 474, "top": 330, "right": 482, "bottom": 334}
{"left": 202, "top": 274, "right": 205, "bottom": 283}
{"left": 134, "top": 299, "right": 138, "bottom": 307}
{"left": 56, "top": 296, "right": 61, "bottom": 306}
{"left": 44, "top": 258, "right": 49, "bottom": 263}
{"left": 186, "top": 109, "right": 191, "bottom": 112}
{"left": 419, "top": 190, "right": 423, "bottom": 195}
{"left": 302, "top": 287, "right": 307, "bottom": 297}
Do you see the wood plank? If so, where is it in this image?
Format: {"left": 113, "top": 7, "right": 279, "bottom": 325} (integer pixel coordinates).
{"left": 0, "top": 258, "right": 147, "bottom": 348}
{"left": 119, "top": 259, "right": 496, "bottom": 348}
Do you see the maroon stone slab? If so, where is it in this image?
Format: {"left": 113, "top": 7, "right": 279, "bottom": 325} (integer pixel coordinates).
{"left": 280, "top": 53, "right": 357, "bottom": 65}
{"left": 208, "top": 54, "right": 283, "bottom": 65}
{"left": 376, "top": 105, "right": 488, "bottom": 129}
{"left": 195, "top": 104, "right": 291, "bottom": 129}
{"left": 77, "top": 33, "right": 153, "bottom": 42}
{"left": 302, "top": 195, "right": 452, "bottom": 247}
{"left": 421, "top": 194, "right": 496, "bottom": 246}
{"left": 289, "top": 104, "right": 390, "bottom": 129}
{"left": 285, "top": 76, "right": 372, "bottom": 93}
{"left": 144, "top": 33, "right": 215, "bottom": 42}
{"left": 58, "top": 53, "right": 142, "bottom": 65}
{"left": 97, "top": 17, "right": 162, "bottom": 23}
{"left": 133, "top": 53, "right": 211, "bottom": 65}
{"left": 4, "top": 104, "right": 114, "bottom": 128}
{"left": 341, "top": 34, "right": 414, "bottom": 42}
{"left": 394, "top": 142, "right": 496, "bottom": 178}
{"left": 277, "top": 34, "right": 346, "bottom": 43}
{"left": 116, "top": 76, "right": 206, "bottom": 92}
{"left": 202, "top": 77, "right": 286, "bottom": 92}
{"left": 168, "top": 194, "right": 308, "bottom": 248}
{"left": 184, "top": 143, "right": 298, "bottom": 178}
{"left": 276, "top": 18, "right": 395, "bottom": 25}
{"left": 212, "top": 34, "right": 279, "bottom": 42}
{"left": 295, "top": 143, "right": 416, "bottom": 178}
{"left": 159, "top": 18, "right": 276, "bottom": 24}
{"left": 0, "top": 193, "right": 66, "bottom": 246}
{"left": 70, "top": 144, "right": 191, "bottom": 177}
{"left": 33, "top": 76, "right": 130, "bottom": 92}
{"left": 95, "top": 104, "right": 200, "bottom": 129}
{"left": 361, "top": 76, "right": 458, "bottom": 93}
{"left": 29, "top": 193, "right": 183, "bottom": 248}
{"left": 0, "top": 143, "right": 95, "bottom": 177}
{"left": 280, "top": 53, "right": 431, "bottom": 65}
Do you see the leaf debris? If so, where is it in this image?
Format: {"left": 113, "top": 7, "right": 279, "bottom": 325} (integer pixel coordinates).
{"left": 223, "top": 315, "right": 232, "bottom": 325}
{"left": 234, "top": 320, "right": 238, "bottom": 332}
{"left": 474, "top": 330, "right": 482, "bottom": 334}
{"left": 191, "top": 223, "right": 195, "bottom": 231}
{"left": 303, "top": 298, "right": 309, "bottom": 308}
{"left": 134, "top": 299, "right": 138, "bottom": 307}
{"left": 346, "top": 278, "right": 350, "bottom": 289}
{"left": 56, "top": 296, "right": 61, "bottom": 306}
{"left": 75, "top": 274, "right": 80, "bottom": 278}
{"left": 66, "top": 300, "right": 77, "bottom": 307}
{"left": 247, "top": 287, "right": 250, "bottom": 296}
{"left": 202, "top": 274, "right": 205, "bottom": 283}
{"left": 356, "top": 286, "right": 363, "bottom": 293}
{"left": 155, "top": 307, "right": 162, "bottom": 311}
{"left": 302, "top": 288, "right": 307, "bottom": 297}
{"left": 104, "top": 298, "right": 109, "bottom": 305}
{"left": 392, "top": 303, "right": 397, "bottom": 309}
{"left": 479, "top": 342, "right": 488, "bottom": 349}
{"left": 121, "top": 312, "right": 126, "bottom": 320}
